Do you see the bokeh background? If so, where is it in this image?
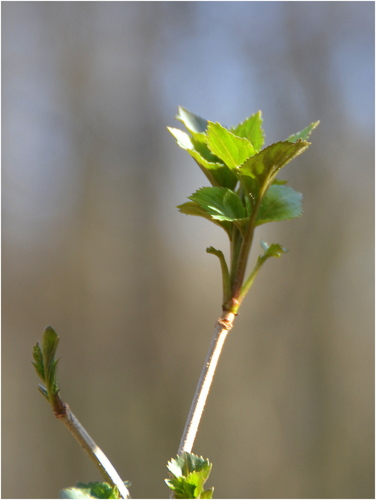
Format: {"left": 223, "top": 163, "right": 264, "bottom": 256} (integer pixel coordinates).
{"left": 2, "top": 2, "right": 374, "bottom": 498}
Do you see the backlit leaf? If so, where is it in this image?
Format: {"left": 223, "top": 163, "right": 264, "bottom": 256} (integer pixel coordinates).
{"left": 238, "top": 140, "right": 310, "bottom": 190}
{"left": 32, "top": 342, "right": 45, "bottom": 381}
{"left": 177, "top": 201, "right": 232, "bottom": 236}
{"left": 256, "top": 185, "right": 303, "bottom": 225}
{"left": 231, "top": 111, "right": 264, "bottom": 151}
{"left": 168, "top": 127, "right": 194, "bottom": 150}
{"left": 287, "top": 120, "right": 320, "bottom": 143}
{"left": 207, "top": 122, "right": 255, "bottom": 170}
{"left": 42, "top": 326, "right": 59, "bottom": 397}
{"left": 188, "top": 187, "right": 249, "bottom": 222}
{"left": 168, "top": 127, "right": 237, "bottom": 188}
{"left": 258, "top": 241, "right": 288, "bottom": 265}
{"left": 176, "top": 107, "right": 208, "bottom": 136}
{"left": 166, "top": 453, "right": 213, "bottom": 499}
{"left": 59, "top": 481, "right": 130, "bottom": 499}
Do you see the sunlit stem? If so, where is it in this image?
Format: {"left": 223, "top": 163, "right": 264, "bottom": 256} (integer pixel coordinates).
{"left": 237, "top": 258, "right": 263, "bottom": 307}
{"left": 230, "top": 187, "right": 266, "bottom": 302}
{"left": 53, "top": 395, "right": 130, "bottom": 499}
{"left": 177, "top": 311, "right": 236, "bottom": 455}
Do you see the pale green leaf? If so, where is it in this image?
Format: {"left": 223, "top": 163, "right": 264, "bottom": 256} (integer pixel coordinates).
{"left": 59, "top": 481, "right": 129, "bottom": 499}
{"left": 168, "top": 127, "right": 237, "bottom": 188}
{"left": 230, "top": 111, "right": 264, "bottom": 151}
{"left": 259, "top": 241, "right": 288, "bottom": 264}
{"left": 166, "top": 476, "right": 196, "bottom": 499}
{"left": 59, "top": 488, "right": 95, "bottom": 499}
{"left": 287, "top": 121, "right": 320, "bottom": 143}
{"left": 190, "top": 139, "right": 238, "bottom": 189}
{"left": 167, "top": 452, "right": 212, "bottom": 480}
{"left": 200, "top": 488, "right": 214, "bottom": 499}
{"left": 166, "top": 453, "right": 213, "bottom": 499}
{"left": 238, "top": 140, "right": 310, "bottom": 190}
{"left": 207, "top": 122, "right": 256, "bottom": 170}
{"left": 168, "top": 127, "right": 194, "bottom": 150}
{"left": 238, "top": 240, "right": 288, "bottom": 304}
{"left": 176, "top": 107, "right": 208, "bottom": 135}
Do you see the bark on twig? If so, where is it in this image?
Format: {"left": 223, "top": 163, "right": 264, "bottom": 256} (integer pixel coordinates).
{"left": 54, "top": 397, "right": 130, "bottom": 499}
{"left": 177, "top": 311, "right": 236, "bottom": 455}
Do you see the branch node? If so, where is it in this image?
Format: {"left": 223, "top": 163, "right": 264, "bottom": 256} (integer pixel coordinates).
{"left": 217, "top": 317, "right": 233, "bottom": 330}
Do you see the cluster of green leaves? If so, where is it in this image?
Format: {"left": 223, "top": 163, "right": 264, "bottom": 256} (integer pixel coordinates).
{"left": 60, "top": 482, "right": 130, "bottom": 499}
{"left": 165, "top": 452, "right": 214, "bottom": 499}
{"left": 33, "top": 109, "right": 318, "bottom": 500}
{"left": 168, "top": 108, "right": 318, "bottom": 312}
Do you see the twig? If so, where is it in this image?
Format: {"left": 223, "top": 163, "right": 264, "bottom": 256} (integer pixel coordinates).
{"left": 177, "top": 311, "right": 236, "bottom": 455}
{"left": 33, "top": 327, "right": 130, "bottom": 499}
{"left": 54, "top": 398, "right": 130, "bottom": 499}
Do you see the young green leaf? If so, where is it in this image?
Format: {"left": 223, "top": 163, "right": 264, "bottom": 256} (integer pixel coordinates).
{"left": 42, "top": 326, "right": 59, "bottom": 366}
{"left": 170, "top": 107, "right": 318, "bottom": 311}
{"left": 166, "top": 453, "right": 213, "bottom": 499}
{"left": 177, "top": 201, "right": 233, "bottom": 237}
{"left": 32, "top": 326, "right": 60, "bottom": 401}
{"left": 237, "top": 140, "right": 310, "bottom": 195}
{"left": 258, "top": 240, "right": 288, "bottom": 264}
{"left": 206, "top": 122, "right": 256, "bottom": 170}
{"left": 176, "top": 107, "right": 208, "bottom": 137}
{"left": 168, "top": 127, "right": 194, "bottom": 151}
{"left": 168, "top": 127, "right": 237, "bottom": 189}
{"left": 59, "top": 481, "right": 130, "bottom": 499}
{"left": 168, "top": 453, "right": 210, "bottom": 476}
{"left": 287, "top": 120, "right": 320, "bottom": 143}
{"left": 32, "top": 342, "right": 45, "bottom": 381}
{"left": 256, "top": 185, "right": 303, "bottom": 225}
{"left": 230, "top": 111, "right": 265, "bottom": 152}
{"left": 60, "top": 487, "right": 94, "bottom": 499}
{"left": 191, "top": 137, "right": 223, "bottom": 164}
{"left": 166, "top": 476, "right": 196, "bottom": 499}
{"left": 199, "top": 489, "right": 214, "bottom": 499}
{"left": 42, "top": 326, "right": 60, "bottom": 397}
{"left": 188, "top": 187, "right": 249, "bottom": 223}
{"left": 237, "top": 241, "right": 288, "bottom": 306}
{"left": 191, "top": 139, "right": 238, "bottom": 190}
